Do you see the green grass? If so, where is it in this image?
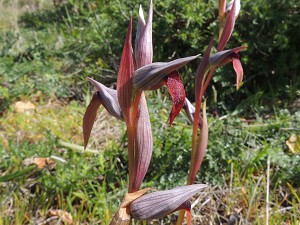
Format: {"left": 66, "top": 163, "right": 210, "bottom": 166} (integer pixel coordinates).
{"left": 0, "top": 100, "right": 126, "bottom": 224}
{"left": 0, "top": 95, "right": 299, "bottom": 224}
{"left": 0, "top": 0, "right": 299, "bottom": 224}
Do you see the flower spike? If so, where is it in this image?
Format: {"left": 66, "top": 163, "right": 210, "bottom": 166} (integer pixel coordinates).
{"left": 130, "top": 184, "right": 207, "bottom": 221}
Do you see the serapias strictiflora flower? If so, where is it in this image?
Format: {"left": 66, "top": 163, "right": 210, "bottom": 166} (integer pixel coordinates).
{"left": 130, "top": 184, "right": 207, "bottom": 223}
{"left": 83, "top": 77, "right": 123, "bottom": 149}
{"left": 133, "top": 54, "right": 200, "bottom": 124}
{"left": 209, "top": 46, "right": 246, "bottom": 89}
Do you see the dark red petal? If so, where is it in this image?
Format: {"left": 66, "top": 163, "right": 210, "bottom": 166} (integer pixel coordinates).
{"left": 217, "top": 0, "right": 237, "bottom": 51}
{"left": 232, "top": 53, "right": 243, "bottom": 90}
{"left": 165, "top": 70, "right": 186, "bottom": 125}
{"left": 82, "top": 93, "right": 102, "bottom": 149}
{"left": 117, "top": 17, "right": 135, "bottom": 123}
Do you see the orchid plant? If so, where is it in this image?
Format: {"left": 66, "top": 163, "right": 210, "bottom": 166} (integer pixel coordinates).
{"left": 82, "top": 0, "right": 246, "bottom": 224}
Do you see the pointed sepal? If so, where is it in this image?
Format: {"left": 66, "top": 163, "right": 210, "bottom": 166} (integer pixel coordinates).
{"left": 133, "top": 55, "right": 200, "bottom": 90}
{"left": 82, "top": 93, "right": 102, "bottom": 149}
{"left": 217, "top": 0, "right": 238, "bottom": 51}
{"left": 188, "top": 100, "right": 209, "bottom": 184}
{"left": 226, "top": 0, "right": 240, "bottom": 18}
{"left": 135, "top": 0, "right": 153, "bottom": 68}
{"left": 117, "top": 18, "right": 135, "bottom": 123}
{"left": 87, "top": 78, "right": 123, "bottom": 120}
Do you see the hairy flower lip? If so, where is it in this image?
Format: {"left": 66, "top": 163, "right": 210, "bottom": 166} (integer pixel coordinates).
{"left": 87, "top": 77, "right": 123, "bottom": 120}
{"left": 133, "top": 54, "right": 200, "bottom": 90}
{"left": 130, "top": 184, "right": 207, "bottom": 220}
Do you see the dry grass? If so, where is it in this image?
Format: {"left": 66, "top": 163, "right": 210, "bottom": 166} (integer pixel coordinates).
{"left": 190, "top": 183, "right": 300, "bottom": 225}
{"left": 87, "top": 109, "right": 124, "bottom": 151}
{"left": 0, "top": 99, "right": 123, "bottom": 151}
{"left": 0, "top": 0, "right": 53, "bottom": 31}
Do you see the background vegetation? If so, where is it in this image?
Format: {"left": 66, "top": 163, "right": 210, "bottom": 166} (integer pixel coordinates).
{"left": 0, "top": 0, "right": 299, "bottom": 224}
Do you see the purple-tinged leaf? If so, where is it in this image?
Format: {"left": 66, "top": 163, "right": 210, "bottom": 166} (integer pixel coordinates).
{"left": 87, "top": 78, "right": 123, "bottom": 120}
{"left": 83, "top": 93, "right": 102, "bottom": 149}
{"left": 117, "top": 17, "right": 135, "bottom": 124}
{"left": 191, "top": 39, "right": 213, "bottom": 166}
{"left": 195, "top": 38, "right": 214, "bottom": 101}
{"left": 217, "top": 0, "right": 238, "bottom": 51}
{"left": 132, "top": 94, "right": 153, "bottom": 190}
{"left": 133, "top": 55, "right": 200, "bottom": 90}
{"left": 130, "top": 184, "right": 207, "bottom": 220}
{"left": 135, "top": 0, "right": 153, "bottom": 68}
{"left": 188, "top": 100, "right": 208, "bottom": 184}
{"left": 166, "top": 70, "right": 186, "bottom": 125}
{"left": 116, "top": 18, "right": 136, "bottom": 193}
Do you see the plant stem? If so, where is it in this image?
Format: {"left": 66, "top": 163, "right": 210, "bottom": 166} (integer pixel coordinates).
{"left": 127, "top": 122, "right": 136, "bottom": 193}
{"left": 176, "top": 211, "right": 185, "bottom": 225}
